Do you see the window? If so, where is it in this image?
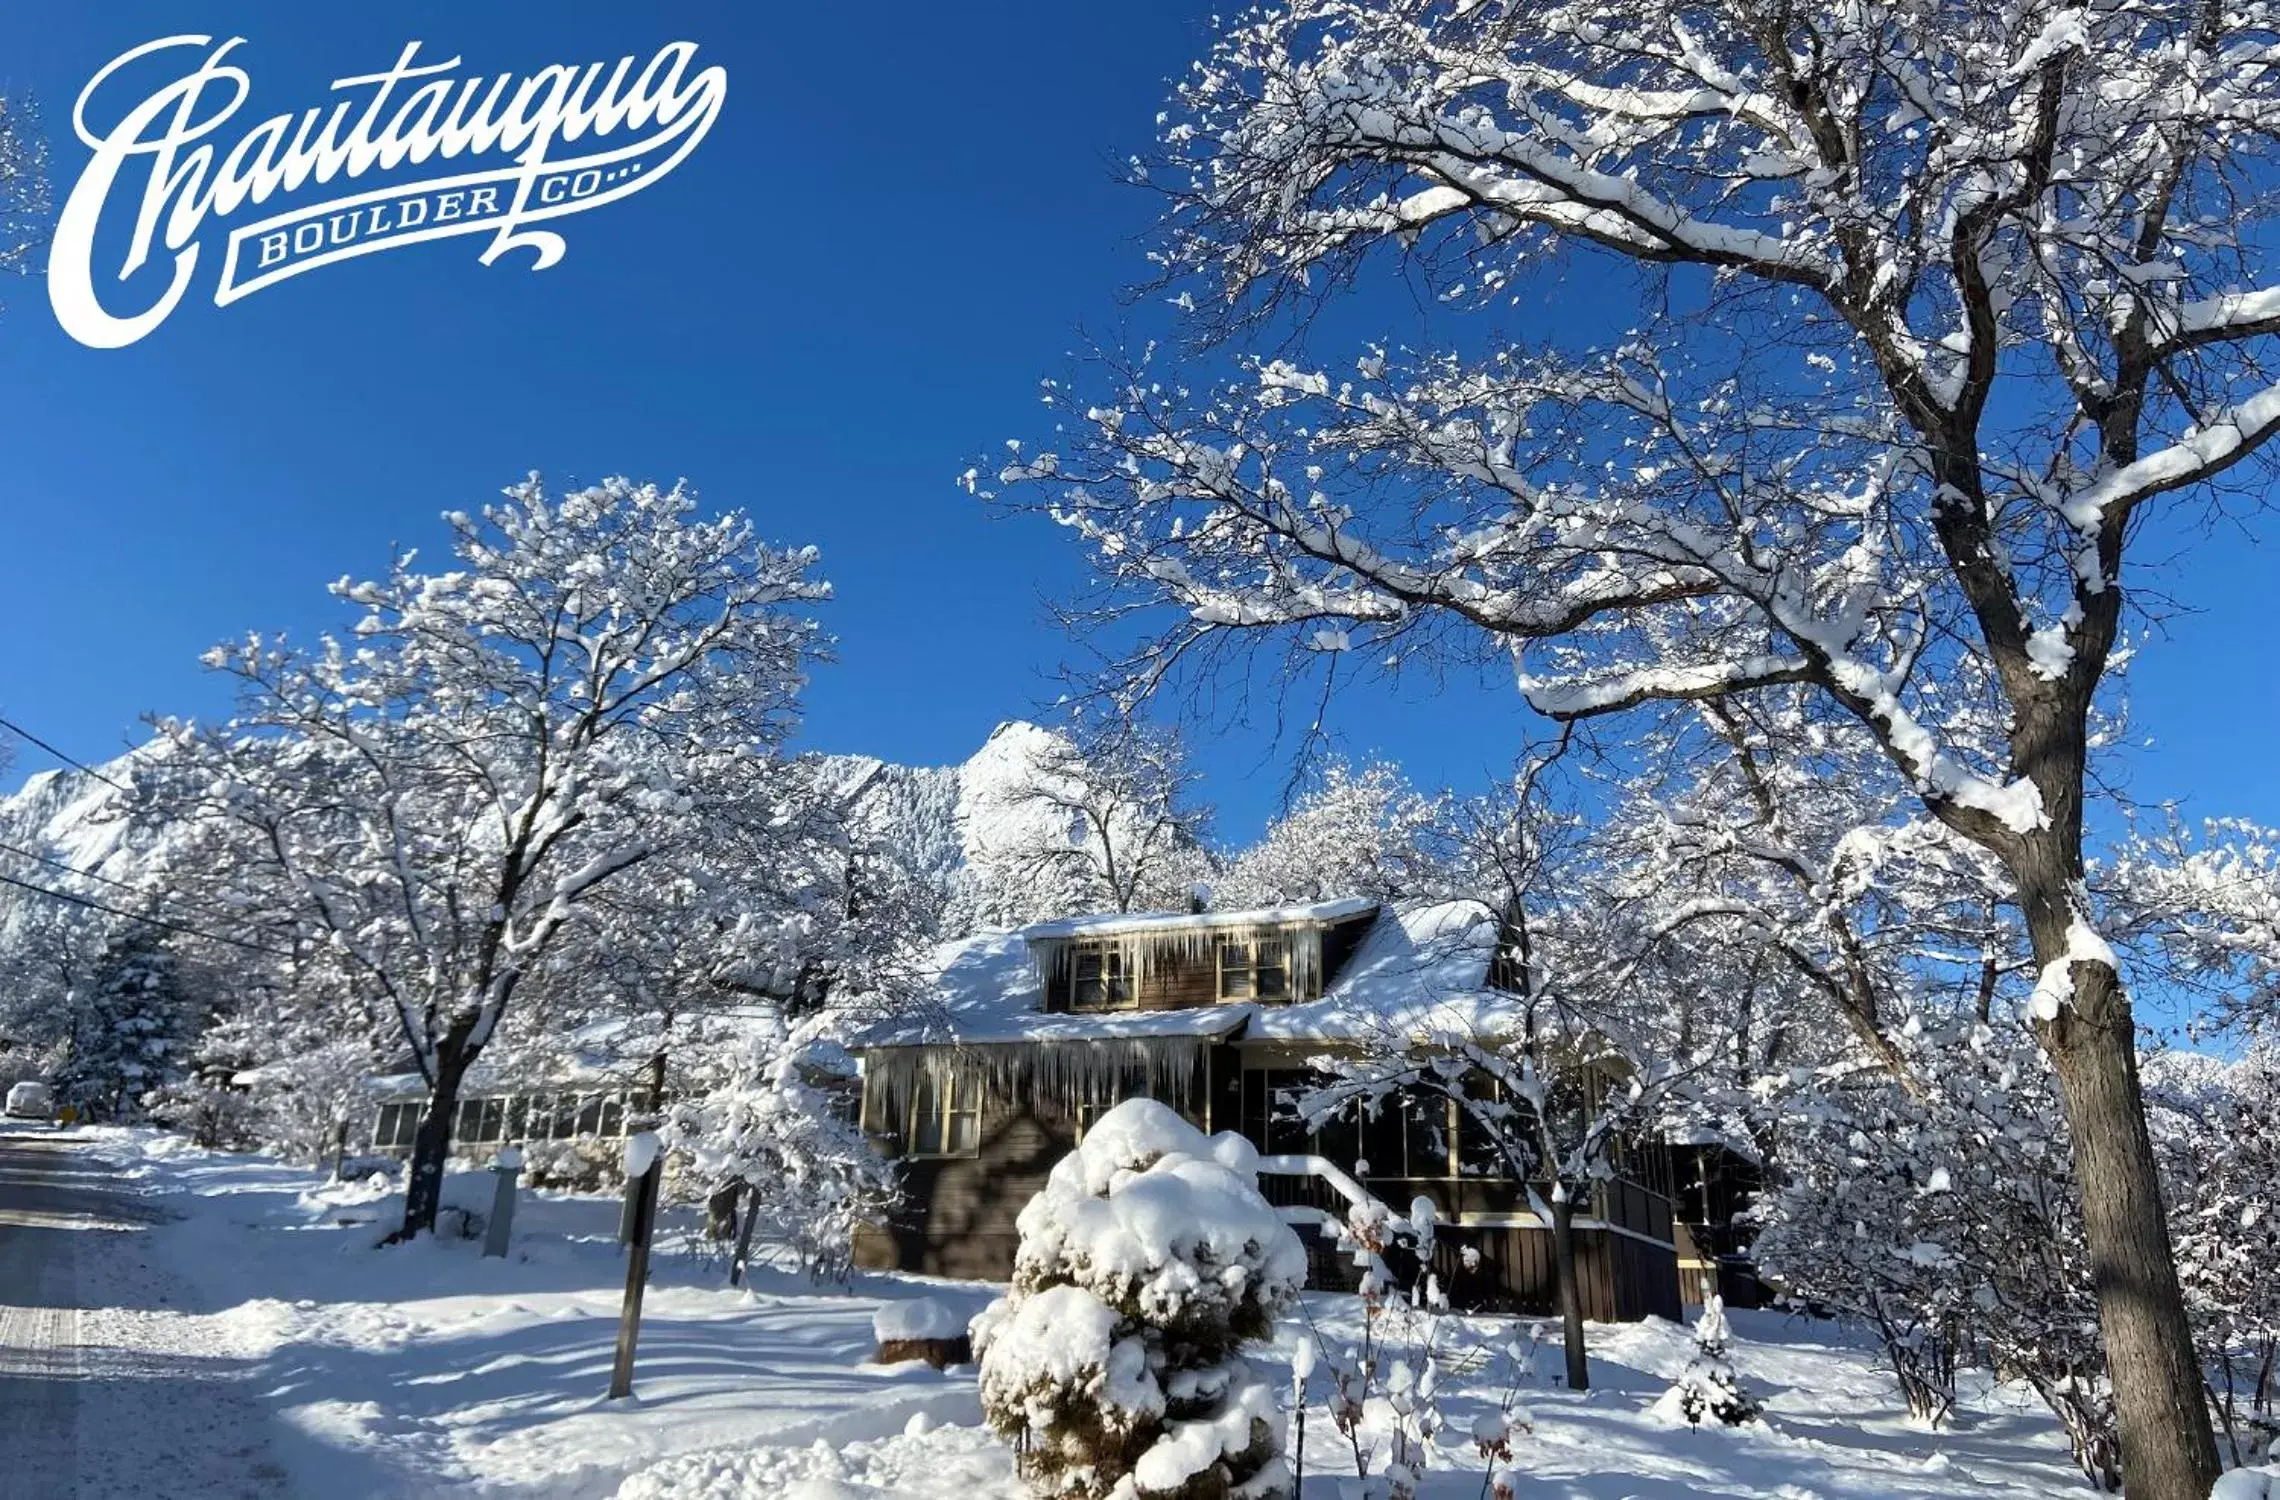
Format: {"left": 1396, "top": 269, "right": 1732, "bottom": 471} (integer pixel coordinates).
{"left": 455, "top": 1096, "right": 507, "bottom": 1145}
{"left": 1070, "top": 946, "right": 1131, "bottom": 1010}
{"left": 907, "top": 1071, "right": 981, "bottom": 1158}
{"left": 1218, "top": 938, "right": 1290, "bottom": 1001}
{"left": 1240, "top": 1067, "right": 1352, "bottom": 1160}
{"left": 373, "top": 1101, "right": 421, "bottom": 1149}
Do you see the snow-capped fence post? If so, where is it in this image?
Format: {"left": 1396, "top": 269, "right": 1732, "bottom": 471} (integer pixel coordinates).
{"left": 482, "top": 1147, "right": 522, "bottom": 1259}
{"left": 608, "top": 1131, "right": 663, "bottom": 1400}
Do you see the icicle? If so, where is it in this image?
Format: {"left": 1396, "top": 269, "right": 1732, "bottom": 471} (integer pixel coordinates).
{"left": 1028, "top": 920, "right": 1331, "bottom": 1000}
{"left": 862, "top": 1036, "right": 1214, "bottom": 1130}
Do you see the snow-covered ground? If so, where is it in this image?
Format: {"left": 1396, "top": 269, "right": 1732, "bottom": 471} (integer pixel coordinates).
{"left": 31, "top": 1125, "right": 2094, "bottom": 1498}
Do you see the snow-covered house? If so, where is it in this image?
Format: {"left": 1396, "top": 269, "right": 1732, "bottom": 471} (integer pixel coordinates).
{"left": 851, "top": 897, "right": 1690, "bottom": 1321}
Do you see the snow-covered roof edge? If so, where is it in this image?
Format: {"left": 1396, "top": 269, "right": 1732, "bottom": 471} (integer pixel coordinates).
{"left": 1019, "top": 895, "right": 1377, "bottom": 941}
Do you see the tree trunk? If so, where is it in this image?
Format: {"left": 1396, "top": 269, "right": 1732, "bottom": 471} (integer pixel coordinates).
{"left": 1550, "top": 1191, "right": 1589, "bottom": 1392}
{"left": 399, "top": 1048, "right": 470, "bottom": 1240}
{"left": 2045, "top": 967, "right": 2220, "bottom": 1500}
{"left": 706, "top": 1182, "right": 743, "bottom": 1242}
{"left": 730, "top": 1181, "right": 762, "bottom": 1288}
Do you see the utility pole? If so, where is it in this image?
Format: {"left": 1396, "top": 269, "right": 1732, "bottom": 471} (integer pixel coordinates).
{"left": 608, "top": 1132, "right": 663, "bottom": 1400}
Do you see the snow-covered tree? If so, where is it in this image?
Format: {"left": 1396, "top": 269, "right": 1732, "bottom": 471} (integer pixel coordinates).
{"left": 1291, "top": 760, "right": 1729, "bottom": 1392}
{"left": 50, "top": 931, "right": 206, "bottom": 1122}
{"left": 2108, "top": 817, "right": 2280, "bottom": 1028}
{"left": 1657, "top": 1295, "right": 1761, "bottom": 1428}
{"left": 987, "top": 1, "right": 2280, "bottom": 1482}
{"left": 958, "top": 718, "right": 1214, "bottom": 926}
{"left": 1216, "top": 759, "right": 1440, "bottom": 910}
{"left": 0, "top": 91, "right": 47, "bottom": 297}
{"left": 154, "top": 477, "right": 829, "bottom": 1237}
{"left": 973, "top": 1098, "right": 1307, "bottom": 1499}
{"left": 667, "top": 1030, "right": 892, "bottom": 1284}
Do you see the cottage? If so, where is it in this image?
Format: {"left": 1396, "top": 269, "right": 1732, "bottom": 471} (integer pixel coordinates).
{"left": 852, "top": 897, "right": 1729, "bottom": 1321}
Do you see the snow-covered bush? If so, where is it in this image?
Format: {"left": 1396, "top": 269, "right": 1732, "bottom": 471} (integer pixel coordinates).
{"left": 973, "top": 1098, "right": 1306, "bottom": 1499}
{"left": 1656, "top": 1296, "right": 1760, "bottom": 1428}
{"left": 1752, "top": 1022, "right": 2119, "bottom": 1485}
{"left": 2145, "top": 1048, "right": 2280, "bottom": 1467}
{"left": 519, "top": 1137, "right": 623, "bottom": 1192}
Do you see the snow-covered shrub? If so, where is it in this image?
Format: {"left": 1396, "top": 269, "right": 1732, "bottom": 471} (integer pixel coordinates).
{"left": 1752, "top": 1023, "right": 2119, "bottom": 1486}
{"left": 1656, "top": 1296, "right": 1760, "bottom": 1428}
{"left": 519, "top": 1138, "right": 623, "bottom": 1192}
{"left": 973, "top": 1098, "right": 1306, "bottom": 1499}
{"left": 2146, "top": 1048, "right": 2280, "bottom": 1467}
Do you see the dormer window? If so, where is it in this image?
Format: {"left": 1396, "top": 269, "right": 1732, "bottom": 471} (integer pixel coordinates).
{"left": 1070, "top": 945, "right": 1132, "bottom": 1010}
{"left": 1217, "top": 937, "right": 1289, "bottom": 1000}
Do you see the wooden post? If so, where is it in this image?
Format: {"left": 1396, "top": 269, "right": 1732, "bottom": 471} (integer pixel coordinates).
{"left": 608, "top": 1133, "right": 663, "bottom": 1400}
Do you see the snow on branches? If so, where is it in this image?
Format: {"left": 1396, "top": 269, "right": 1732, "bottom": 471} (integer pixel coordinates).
{"left": 974, "top": 1099, "right": 1307, "bottom": 1500}
{"left": 1655, "top": 1296, "right": 1761, "bottom": 1429}
{"left": 155, "top": 476, "right": 829, "bottom": 1236}
{"left": 667, "top": 1030, "right": 891, "bottom": 1284}
{"left": 985, "top": 7, "right": 2278, "bottom": 1480}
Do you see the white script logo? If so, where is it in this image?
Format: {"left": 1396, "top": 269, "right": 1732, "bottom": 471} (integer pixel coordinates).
{"left": 52, "top": 36, "right": 727, "bottom": 348}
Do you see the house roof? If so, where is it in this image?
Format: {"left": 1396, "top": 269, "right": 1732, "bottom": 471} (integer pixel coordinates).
{"left": 853, "top": 898, "right": 1511, "bottom": 1051}
{"left": 1243, "top": 899, "right": 1522, "bottom": 1043}
{"left": 1018, "top": 895, "right": 1379, "bottom": 942}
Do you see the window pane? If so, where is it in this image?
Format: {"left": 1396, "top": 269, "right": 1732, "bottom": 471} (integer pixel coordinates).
{"left": 455, "top": 1097, "right": 482, "bottom": 1143}
{"left": 1404, "top": 1092, "right": 1450, "bottom": 1178}
{"left": 1459, "top": 1075, "right": 1513, "bottom": 1178}
{"left": 914, "top": 1104, "right": 947, "bottom": 1155}
{"left": 1315, "top": 1094, "right": 1361, "bottom": 1175}
{"left": 599, "top": 1096, "right": 625, "bottom": 1138}
{"left": 1359, "top": 1094, "right": 1405, "bottom": 1178}
{"left": 948, "top": 1106, "right": 980, "bottom": 1155}
{"left": 575, "top": 1095, "right": 603, "bottom": 1136}
{"left": 1265, "top": 1071, "right": 1308, "bottom": 1156}
{"left": 1218, "top": 943, "right": 1253, "bottom": 999}
{"left": 1255, "top": 940, "right": 1288, "bottom": 999}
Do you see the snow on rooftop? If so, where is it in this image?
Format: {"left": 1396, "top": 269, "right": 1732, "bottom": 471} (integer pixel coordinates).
{"left": 1018, "top": 895, "right": 1378, "bottom": 941}
{"left": 857, "top": 898, "right": 1509, "bottom": 1051}
{"left": 1244, "top": 899, "right": 1514, "bottom": 1043}
{"left": 857, "top": 928, "right": 1251, "bottom": 1047}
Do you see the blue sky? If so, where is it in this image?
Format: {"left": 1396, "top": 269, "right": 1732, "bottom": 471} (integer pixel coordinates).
{"left": 0, "top": 2, "right": 2272, "bottom": 845}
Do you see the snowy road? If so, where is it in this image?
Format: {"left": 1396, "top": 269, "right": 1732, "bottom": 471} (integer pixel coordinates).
{"left": 0, "top": 1127, "right": 94, "bottom": 1495}
{"left": 0, "top": 1125, "right": 286, "bottom": 1499}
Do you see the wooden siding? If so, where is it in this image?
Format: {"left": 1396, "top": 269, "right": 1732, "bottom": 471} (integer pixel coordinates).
{"left": 1039, "top": 911, "right": 1379, "bottom": 1014}
{"left": 855, "top": 1106, "right": 1076, "bottom": 1280}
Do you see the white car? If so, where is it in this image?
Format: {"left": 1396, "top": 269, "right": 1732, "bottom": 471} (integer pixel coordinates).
{"left": 5, "top": 1081, "right": 54, "bottom": 1121}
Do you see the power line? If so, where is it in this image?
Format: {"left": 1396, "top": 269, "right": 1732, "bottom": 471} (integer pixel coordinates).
{"left": 0, "top": 836, "right": 153, "bottom": 900}
{"left": 0, "top": 835, "right": 268, "bottom": 942}
{"left": 0, "top": 869, "right": 293, "bottom": 958}
{"left": 0, "top": 714, "right": 131, "bottom": 793}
